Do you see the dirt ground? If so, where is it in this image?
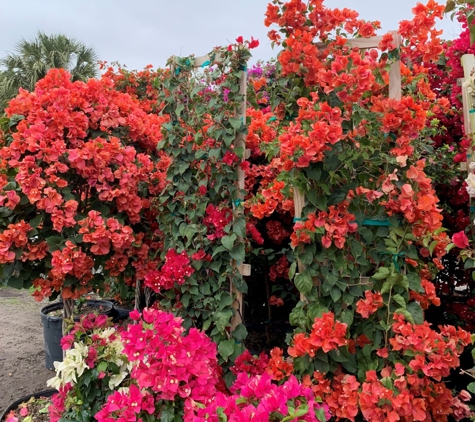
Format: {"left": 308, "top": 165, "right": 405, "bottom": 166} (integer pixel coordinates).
{"left": 0, "top": 287, "right": 53, "bottom": 413}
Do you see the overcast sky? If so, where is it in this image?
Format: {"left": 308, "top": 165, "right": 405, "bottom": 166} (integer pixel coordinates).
{"left": 0, "top": 0, "right": 463, "bottom": 71}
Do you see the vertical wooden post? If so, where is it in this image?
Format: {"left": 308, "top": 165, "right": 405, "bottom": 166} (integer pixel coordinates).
{"left": 389, "top": 31, "right": 402, "bottom": 101}
{"left": 231, "top": 65, "right": 251, "bottom": 331}
{"left": 461, "top": 54, "right": 475, "bottom": 173}
{"left": 293, "top": 187, "right": 307, "bottom": 302}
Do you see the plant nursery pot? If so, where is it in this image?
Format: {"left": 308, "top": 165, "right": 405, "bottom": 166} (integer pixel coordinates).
{"left": 40, "top": 299, "right": 113, "bottom": 370}
{"left": 110, "top": 304, "right": 133, "bottom": 323}
{"left": 0, "top": 389, "right": 56, "bottom": 421}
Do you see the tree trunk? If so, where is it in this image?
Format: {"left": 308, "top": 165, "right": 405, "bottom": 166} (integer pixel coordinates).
{"left": 134, "top": 278, "right": 142, "bottom": 311}
{"left": 62, "top": 296, "right": 75, "bottom": 336}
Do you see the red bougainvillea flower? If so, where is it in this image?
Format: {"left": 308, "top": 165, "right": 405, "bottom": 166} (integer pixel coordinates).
{"left": 452, "top": 231, "right": 470, "bottom": 249}
{"left": 144, "top": 249, "right": 194, "bottom": 292}
{"left": 356, "top": 290, "right": 384, "bottom": 319}
{"left": 288, "top": 312, "right": 348, "bottom": 357}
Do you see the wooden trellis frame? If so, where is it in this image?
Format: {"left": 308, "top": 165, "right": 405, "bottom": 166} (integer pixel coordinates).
{"left": 174, "top": 53, "right": 250, "bottom": 331}
{"left": 294, "top": 31, "right": 402, "bottom": 301}
{"left": 460, "top": 54, "right": 475, "bottom": 173}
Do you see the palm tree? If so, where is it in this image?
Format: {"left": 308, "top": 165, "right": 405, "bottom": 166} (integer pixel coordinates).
{"left": 0, "top": 32, "right": 99, "bottom": 110}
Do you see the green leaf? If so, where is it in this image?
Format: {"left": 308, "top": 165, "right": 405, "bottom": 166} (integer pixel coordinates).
{"left": 306, "top": 167, "right": 321, "bottom": 181}
{"left": 407, "top": 302, "right": 424, "bottom": 325}
{"left": 329, "top": 348, "right": 348, "bottom": 363}
{"left": 330, "top": 286, "right": 341, "bottom": 302}
{"left": 395, "top": 308, "right": 415, "bottom": 324}
{"left": 392, "top": 294, "right": 406, "bottom": 309}
{"left": 232, "top": 324, "right": 248, "bottom": 341}
{"left": 218, "top": 339, "right": 236, "bottom": 361}
{"left": 233, "top": 218, "right": 246, "bottom": 238}
{"left": 29, "top": 214, "right": 43, "bottom": 229}
{"left": 289, "top": 262, "right": 297, "bottom": 280}
{"left": 221, "top": 234, "right": 237, "bottom": 250}
{"left": 468, "top": 382, "right": 475, "bottom": 394}
{"left": 178, "top": 162, "right": 189, "bottom": 175}
{"left": 381, "top": 280, "right": 393, "bottom": 295}
{"left": 46, "top": 236, "right": 63, "bottom": 252}
{"left": 341, "top": 309, "right": 354, "bottom": 326}
{"left": 407, "top": 273, "right": 423, "bottom": 293}
{"left": 328, "top": 189, "right": 347, "bottom": 205}
{"left": 372, "top": 266, "right": 390, "bottom": 281}
{"left": 229, "top": 243, "right": 245, "bottom": 261}
{"left": 289, "top": 304, "right": 307, "bottom": 328}
{"left": 314, "top": 195, "right": 327, "bottom": 211}
{"left": 295, "top": 272, "right": 313, "bottom": 295}
{"left": 444, "top": 0, "right": 455, "bottom": 13}
{"left": 219, "top": 294, "right": 233, "bottom": 309}
{"left": 228, "top": 117, "right": 242, "bottom": 130}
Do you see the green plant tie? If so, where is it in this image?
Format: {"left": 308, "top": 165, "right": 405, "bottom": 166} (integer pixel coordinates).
{"left": 239, "top": 65, "right": 247, "bottom": 71}
{"left": 175, "top": 67, "right": 181, "bottom": 75}
{"left": 233, "top": 199, "right": 244, "bottom": 206}
{"left": 387, "top": 49, "right": 400, "bottom": 60}
{"left": 362, "top": 219, "right": 391, "bottom": 227}
{"left": 470, "top": 206, "right": 475, "bottom": 212}
{"left": 293, "top": 217, "right": 302, "bottom": 223}
{"left": 380, "top": 252, "right": 405, "bottom": 272}
{"left": 200, "top": 60, "right": 211, "bottom": 68}
{"left": 267, "top": 116, "right": 277, "bottom": 124}
{"left": 470, "top": 110, "right": 475, "bottom": 114}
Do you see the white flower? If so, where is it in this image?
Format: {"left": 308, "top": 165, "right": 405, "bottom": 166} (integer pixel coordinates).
{"left": 470, "top": 162, "right": 475, "bottom": 171}
{"left": 98, "top": 327, "right": 116, "bottom": 339}
{"left": 109, "top": 368, "right": 129, "bottom": 389}
{"left": 49, "top": 343, "right": 90, "bottom": 387}
{"left": 47, "top": 374, "right": 62, "bottom": 390}
{"left": 466, "top": 173, "right": 475, "bottom": 198}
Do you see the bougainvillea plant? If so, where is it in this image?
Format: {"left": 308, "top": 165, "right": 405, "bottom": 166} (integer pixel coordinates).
{"left": 226, "top": 0, "right": 473, "bottom": 419}
{"left": 1, "top": 0, "right": 475, "bottom": 419}
{"left": 0, "top": 68, "right": 170, "bottom": 321}
{"left": 49, "top": 308, "right": 329, "bottom": 422}
{"left": 145, "top": 39, "right": 260, "bottom": 367}
{"left": 47, "top": 313, "right": 131, "bottom": 422}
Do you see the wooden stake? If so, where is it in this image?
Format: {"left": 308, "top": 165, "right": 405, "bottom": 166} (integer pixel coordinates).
{"left": 389, "top": 31, "right": 402, "bottom": 101}
{"left": 230, "top": 66, "right": 249, "bottom": 331}
{"left": 462, "top": 54, "right": 475, "bottom": 174}
{"left": 293, "top": 187, "right": 307, "bottom": 302}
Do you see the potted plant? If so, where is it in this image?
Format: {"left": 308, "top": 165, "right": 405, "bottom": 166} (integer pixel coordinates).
{"left": 40, "top": 298, "right": 114, "bottom": 370}
{"left": 1, "top": 390, "right": 55, "bottom": 422}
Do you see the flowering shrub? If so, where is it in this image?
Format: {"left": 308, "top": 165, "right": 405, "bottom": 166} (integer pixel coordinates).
{"left": 267, "top": 312, "right": 473, "bottom": 421}
{"left": 148, "top": 40, "right": 260, "bottom": 362}
{"left": 85, "top": 308, "right": 329, "bottom": 422}
{"left": 47, "top": 313, "right": 131, "bottom": 422}
{"left": 190, "top": 372, "right": 329, "bottom": 422}
{"left": 0, "top": 68, "right": 170, "bottom": 318}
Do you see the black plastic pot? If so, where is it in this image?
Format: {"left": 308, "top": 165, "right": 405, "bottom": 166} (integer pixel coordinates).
{"left": 110, "top": 305, "right": 132, "bottom": 323}
{"left": 0, "top": 389, "right": 56, "bottom": 421}
{"left": 40, "top": 299, "right": 113, "bottom": 370}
